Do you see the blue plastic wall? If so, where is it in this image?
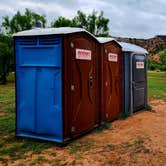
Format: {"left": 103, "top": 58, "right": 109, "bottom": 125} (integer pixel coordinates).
{"left": 15, "top": 36, "right": 63, "bottom": 142}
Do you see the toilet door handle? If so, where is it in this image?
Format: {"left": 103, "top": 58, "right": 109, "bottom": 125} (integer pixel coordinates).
{"left": 89, "top": 76, "right": 93, "bottom": 88}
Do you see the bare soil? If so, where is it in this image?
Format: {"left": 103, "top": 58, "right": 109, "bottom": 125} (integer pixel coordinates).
{"left": 8, "top": 99, "right": 166, "bottom": 166}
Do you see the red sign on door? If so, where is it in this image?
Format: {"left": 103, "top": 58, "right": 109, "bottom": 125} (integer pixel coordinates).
{"left": 108, "top": 53, "right": 118, "bottom": 62}
{"left": 76, "top": 49, "right": 91, "bottom": 60}
{"left": 136, "top": 62, "right": 144, "bottom": 69}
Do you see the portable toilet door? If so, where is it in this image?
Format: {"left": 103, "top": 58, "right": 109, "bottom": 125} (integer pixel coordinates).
{"left": 64, "top": 31, "right": 99, "bottom": 138}
{"left": 97, "top": 37, "right": 122, "bottom": 122}
{"left": 119, "top": 42, "right": 148, "bottom": 115}
{"left": 14, "top": 27, "right": 99, "bottom": 143}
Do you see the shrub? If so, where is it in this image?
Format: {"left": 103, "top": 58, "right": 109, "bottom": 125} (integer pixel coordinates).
{"left": 158, "top": 65, "right": 166, "bottom": 71}
{"left": 148, "top": 60, "right": 157, "bottom": 70}
{"left": 160, "top": 49, "right": 166, "bottom": 65}
{"left": 148, "top": 60, "right": 166, "bottom": 71}
{"left": 0, "top": 35, "right": 14, "bottom": 84}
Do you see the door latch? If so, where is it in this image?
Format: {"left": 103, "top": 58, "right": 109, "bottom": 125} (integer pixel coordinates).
{"left": 106, "top": 113, "right": 108, "bottom": 118}
{"left": 70, "top": 84, "right": 75, "bottom": 91}
{"left": 71, "top": 126, "right": 75, "bottom": 132}
{"left": 89, "top": 76, "right": 93, "bottom": 87}
{"left": 70, "top": 42, "right": 74, "bottom": 48}
{"left": 105, "top": 81, "right": 108, "bottom": 86}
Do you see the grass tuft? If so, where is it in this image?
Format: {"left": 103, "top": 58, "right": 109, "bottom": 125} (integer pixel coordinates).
{"left": 93, "top": 121, "right": 111, "bottom": 134}
{"left": 145, "top": 104, "right": 156, "bottom": 112}
{"left": 0, "top": 113, "right": 15, "bottom": 133}
{"left": 69, "top": 139, "right": 94, "bottom": 154}
{"left": 107, "top": 144, "right": 116, "bottom": 151}
{"left": 118, "top": 111, "right": 130, "bottom": 120}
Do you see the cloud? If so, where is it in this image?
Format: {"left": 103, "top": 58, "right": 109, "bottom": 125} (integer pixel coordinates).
{"left": 0, "top": 0, "right": 166, "bottom": 38}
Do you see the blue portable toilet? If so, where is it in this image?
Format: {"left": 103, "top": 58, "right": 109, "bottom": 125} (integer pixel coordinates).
{"left": 119, "top": 42, "right": 148, "bottom": 115}
{"left": 14, "top": 27, "right": 100, "bottom": 143}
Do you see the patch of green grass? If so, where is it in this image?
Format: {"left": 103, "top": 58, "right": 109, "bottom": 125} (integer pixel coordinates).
{"left": 7, "top": 72, "right": 15, "bottom": 83}
{"left": 148, "top": 71, "right": 166, "bottom": 100}
{"left": 0, "top": 83, "right": 15, "bottom": 113}
{"left": 69, "top": 139, "right": 94, "bottom": 154}
{"left": 0, "top": 138, "right": 52, "bottom": 160}
{"left": 0, "top": 143, "right": 22, "bottom": 159}
{"left": 105, "top": 137, "right": 150, "bottom": 158}
{"left": 107, "top": 144, "right": 116, "bottom": 151}
{"left": 93, "top": 121, "right": 111, "bottom": 134}
{"left": 118, "top": 111, "right": 130, "bottom": 120}
{"left": 120, "top": 137, "right": 150, "bottom": 155}
{"left": 51, "top": 159, "right": 67, "bottom": 166}
{"left": 0, "top": 113, "right": 15, "bottom": 133}
{"left": 19, "top": 139, "right": 52, "bottom": 154}
{"left": 29, "top": 156, "right": 47, "bottom": 165}
{"left": 17, "top": 163, "right": 25, "bottom": 166}
{"left": 132, "top": 137, "right": 150, "bottom": 154}
{"left": 0, "top": 139, "right": 5, "bottom": 148}
{"left": 50, "top": 151, "right": 57, "bottom": 156}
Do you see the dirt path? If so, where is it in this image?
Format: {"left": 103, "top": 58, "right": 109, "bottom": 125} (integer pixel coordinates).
{"left": 8, "top": 99, "right": 166, "bottom": 166}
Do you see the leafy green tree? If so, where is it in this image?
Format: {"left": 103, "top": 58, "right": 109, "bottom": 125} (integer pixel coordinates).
{"left": 148, "top": 60, "right": 156, "bottom": 70}
{"left": 95, "top": 11, "right": 110, "bottom": 37}
{"left": 72, "top": 11, "right": 88, "bottom": 28}
{"left": 87, "top": 11, "right": 97, "bottom": 35}
{"left": 1, "top": 8, "right": 46, "bottom": 83}
{"left": 0, "top": 42, "right": 9, "bottom": 84}
{"left": 0, "top": 34, "right": 14, "bottom": 84}
{"left": 2, "top": 8, "right": 46, "bottom": 34}
{"left": 51, "top": 10, "right": 110, "bottom": 37}
{"left": 51, "top": 16, "right": 73, "bottom": 27}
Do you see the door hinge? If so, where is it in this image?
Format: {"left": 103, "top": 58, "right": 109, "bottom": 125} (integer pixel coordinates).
{"left": 70, "top": 84, "right": 75, "bottom": 91}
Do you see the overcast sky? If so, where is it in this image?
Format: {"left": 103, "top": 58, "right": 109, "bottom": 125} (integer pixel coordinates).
{"left": 0, "top": 0, "right": 166, "bottom": 39}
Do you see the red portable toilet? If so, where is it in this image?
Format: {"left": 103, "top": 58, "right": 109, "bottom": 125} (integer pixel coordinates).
{"left": 14, "top": 27, "right": 99, "bottom": 143}
{"left": 97, "top": 37, "right": 122, "bottom": 122}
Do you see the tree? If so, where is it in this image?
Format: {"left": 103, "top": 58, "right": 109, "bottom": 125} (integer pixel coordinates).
{"left": 0, "top": 43, "right": 9, "bottom": 84}
{"left": 51, "top": 16, "right": 73, "bottom": 27}
{"left": 72, "top": 11, "right": 88, "bottom": 28}
{"left": 2, "top": 8, "right": 46, "bottom": 34}
{"left": 0, "top": 34, "right": 13, "bottom": 84}
{"left": 51, "top": 10, "right": 110, "bottom": 37}
{"left": 1, "top": 8, "right": 46, "bottom": 83}
{"left": 95, "top": 11, "right": 110, "bottom": 37}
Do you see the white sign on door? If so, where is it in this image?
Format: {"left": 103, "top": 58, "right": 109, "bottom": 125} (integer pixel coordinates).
{"left": 76, "top": 49, "right": 91, "bottom": 60}
{"left": 108, "top": 53, "right": 118, "bottom": 62}
{"left": 136, "top": 62, "right": 144, "bottom": 69}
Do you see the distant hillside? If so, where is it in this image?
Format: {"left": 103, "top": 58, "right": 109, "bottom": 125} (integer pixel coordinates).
{"left": 114, "top": 35, "right": 166, "bottom": 64}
